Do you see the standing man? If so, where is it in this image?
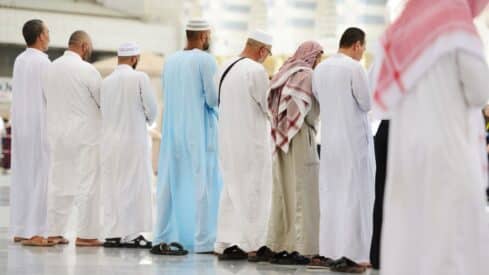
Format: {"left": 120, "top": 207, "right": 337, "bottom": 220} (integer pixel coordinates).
{"left": 10, "top": 19, "right": 54, "bottom": 247}
{"left": 313, "top": 27, "right": 375, "bottom": 271}
{"left": 45, "top": 30, "right": 103, "bottom": 247}
{"left": 151, "top": 19, "right": 221, "bottom": 255}
{"left": 100, "top": 42, "right": 157, "bottom": 248}
{"left": 214, "top": 30, "right": 273, "bottom": 259}
{"left": 266, "top": 41, "right": 323, "bottom": 257}
{"left": 372, "top": 1, "right": 489, "bottom": 274}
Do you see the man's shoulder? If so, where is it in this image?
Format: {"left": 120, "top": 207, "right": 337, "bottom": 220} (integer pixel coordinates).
{"left": 242, "top": 58, "right": 266, "bottom": 74}
{"left": 13, "top": 51, "right": 29, "bottom": 66}
{"left": 15, "top": 50, "right": 49, "bottom": 64}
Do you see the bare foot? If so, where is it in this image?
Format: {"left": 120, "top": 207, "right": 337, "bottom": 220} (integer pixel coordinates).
{"left": 48, "top": 236, "right": 69, "bottom": 245}
{"left": 75, "top": 238, "right": 102, "bottom": 247}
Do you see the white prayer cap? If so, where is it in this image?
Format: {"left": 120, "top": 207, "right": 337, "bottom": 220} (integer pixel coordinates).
{"left": 117, "top": 42, "right": 141, "bottom": 57}
{"left": 248, "top": 29, "right": 273, "bottom": 46}
{"left": 185, "top": 19, "right": 211, "bottom": 31}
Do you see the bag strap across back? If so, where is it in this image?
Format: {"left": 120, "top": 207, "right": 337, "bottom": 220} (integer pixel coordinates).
{"left": 218, "top": 57, "right": 246, "bottom": 106}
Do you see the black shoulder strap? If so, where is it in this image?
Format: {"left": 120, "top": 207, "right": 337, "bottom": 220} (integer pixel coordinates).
{"left": 218, "top": 57, "right": 246, "bottom": 106}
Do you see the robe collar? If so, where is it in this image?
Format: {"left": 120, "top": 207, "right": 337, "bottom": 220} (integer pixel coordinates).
{"left": 26, "top": 47, "right": 48, "bottom": 57}
{"left": 64, "top": 50, "right": 82, "bottom": 60}
{"left": 116, "top": 64, "right": 133, "bottom": 71}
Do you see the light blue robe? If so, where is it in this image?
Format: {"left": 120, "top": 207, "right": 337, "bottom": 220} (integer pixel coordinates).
{"left": 154, "top": 49, "right": 222, "bottom": 252}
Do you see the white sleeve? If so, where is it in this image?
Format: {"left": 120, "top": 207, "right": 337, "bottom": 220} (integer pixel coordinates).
{"left": 351, "top": 64, "right": 372, "bottom": 112}
{"left": 457, "top": 51, "right": 489, "bottom": 107}
{"left": 139, "top": 73, "right": 158, "bottom": 125}
{"left": 250, "top": 68, "right": 270, "bottom": 115}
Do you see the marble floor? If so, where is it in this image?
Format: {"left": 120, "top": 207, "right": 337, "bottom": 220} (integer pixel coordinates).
{"left": 3, "top": 243, "right": 380, "bottom": 275}
{"left": 0, "top": 174, "right": 379, "bottom": 275}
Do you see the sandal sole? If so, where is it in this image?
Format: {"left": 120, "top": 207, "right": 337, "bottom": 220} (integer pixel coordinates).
{"left": 21, "top": 242, "right": 57, "bottom": 247}
{"left": 150, "top": 251, "right": 188, "bottom": 256}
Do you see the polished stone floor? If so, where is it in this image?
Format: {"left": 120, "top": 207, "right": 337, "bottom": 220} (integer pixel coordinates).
{"left": 0, "top": 174, "right": 378, "bottom": 275}
{"left": 3, "top": 243, "right": 379, "bottom": 275}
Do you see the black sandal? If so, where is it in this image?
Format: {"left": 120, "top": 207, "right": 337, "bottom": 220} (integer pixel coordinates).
{"left": 123, "top": 235, "right": 152, "bottom": 249}
{"left": 150, "top": 242, "right": 188, "bottom": 256}
{"left": 269, "top": 251, "right": 310, "bottom": 266}
{"left": 103, "top": 238, "right": 124, "bottom": 248}
{"left": 248, "top": 246, "right": 276, "bottom": 262}
{"left": 218, "top": 245, "right": 248, "bottom": 261}
{"left": 307, "top": 255, "right": 334, "bottom": 269}
{"left": 330, "top": 257, "right": 367, "bottom": 273}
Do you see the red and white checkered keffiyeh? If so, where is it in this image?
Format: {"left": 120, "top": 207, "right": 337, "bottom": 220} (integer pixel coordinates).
{"left": 268, "top": 41, "right": 323, "bottom": 153}
{"left": 372, "top": 0, "right": 488, "bottom": 115}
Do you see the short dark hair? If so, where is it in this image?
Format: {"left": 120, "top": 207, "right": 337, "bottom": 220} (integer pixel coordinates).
{"left": 186, "top": 30, "right": 203, "bottom": 41}
{"left": 339, "top": 27, "right": 365, "bottom": 48}
{"left": 22, "top": 19, "right": 44, "bottom": 46}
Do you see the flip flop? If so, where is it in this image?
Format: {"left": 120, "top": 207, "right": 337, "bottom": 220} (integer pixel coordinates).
{"left": 218, "top": 245, "right": 248, "bottom": 261}
{"left": 21, "top": 237, "right": 57, "bottom": 247}
{"left": 150, "top": 242, "right": 188, "bottom": 256}
{"left": 123, "top": 235, "right": 152, "bottom": 249}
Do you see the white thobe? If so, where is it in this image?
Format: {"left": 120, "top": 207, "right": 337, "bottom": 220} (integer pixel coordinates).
{"left": 45, "top": 50, "right": 102, "bottom": 238}
{"left": 214, "top": 57, "right": 273, "bottom": 253}
{"left": 313, "top": 53, "right": 375, "bottom": 262}
{"left": 9, "top": 48, "right": 50, "bottom": 238}
{"left": 381, "top": 51, "right": 489, "bottom": 275}
{"left": 100, "top": 65, "right": 157, "bottom": 238}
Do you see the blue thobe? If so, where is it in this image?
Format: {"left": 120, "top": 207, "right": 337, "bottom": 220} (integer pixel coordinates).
{"left": 154, "top": 49, "right": 222, "bottom": 252}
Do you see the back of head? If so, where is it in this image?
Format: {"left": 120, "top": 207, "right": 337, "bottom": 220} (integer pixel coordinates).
{"left": 246, "top": 38, "right": 267, "bottom": 50}
{"left": 339, "top": 27, "right": 365, "bottom": 49}
{"left": 243, "top": 30, "right": 273, "bottom": 63}
{"left": 22, "top": 19, "right": 44, "bottom": 46}
{"left": 68, "top": 30, "right": 93, "bottom": 61}
{"left": 185, "top": 19, "right": 211, "bottom": 51}
{"left": 186, "top": 30, "right": 203, "bottom": 41}
{"left": 69, "top": 30, "right": 90, "bottom": 47}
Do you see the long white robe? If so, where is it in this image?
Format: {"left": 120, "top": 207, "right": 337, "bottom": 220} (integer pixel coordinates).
{"left": 45, "top": 50, "right": 102, "bottom": 239}
{"left": 9, "top": 48, "right": 50, "bottom": 238}
{"left": 100, "top": 65, "right": 157, "bottom": 238}
{"left": 214, "top": 57, "right": 273, "bottom": 253}
{"left": 313, "top": 53, "right": 375, "bottom": 262}
{"left": 381, "top": 51, "right": 489, "bottom": 275}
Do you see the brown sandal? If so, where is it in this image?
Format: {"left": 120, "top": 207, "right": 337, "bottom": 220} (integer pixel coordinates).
{"left": 75, "top": 238, "right": 102, "bottom": 247}
{"left": 13, "top": 237, "right": 28, "bottom": 243}
{"left": 48, "top": 236, "right": 69, "bottom": 245}
{"left": 21, "top": 236, "right": 57, "bottom": 247}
